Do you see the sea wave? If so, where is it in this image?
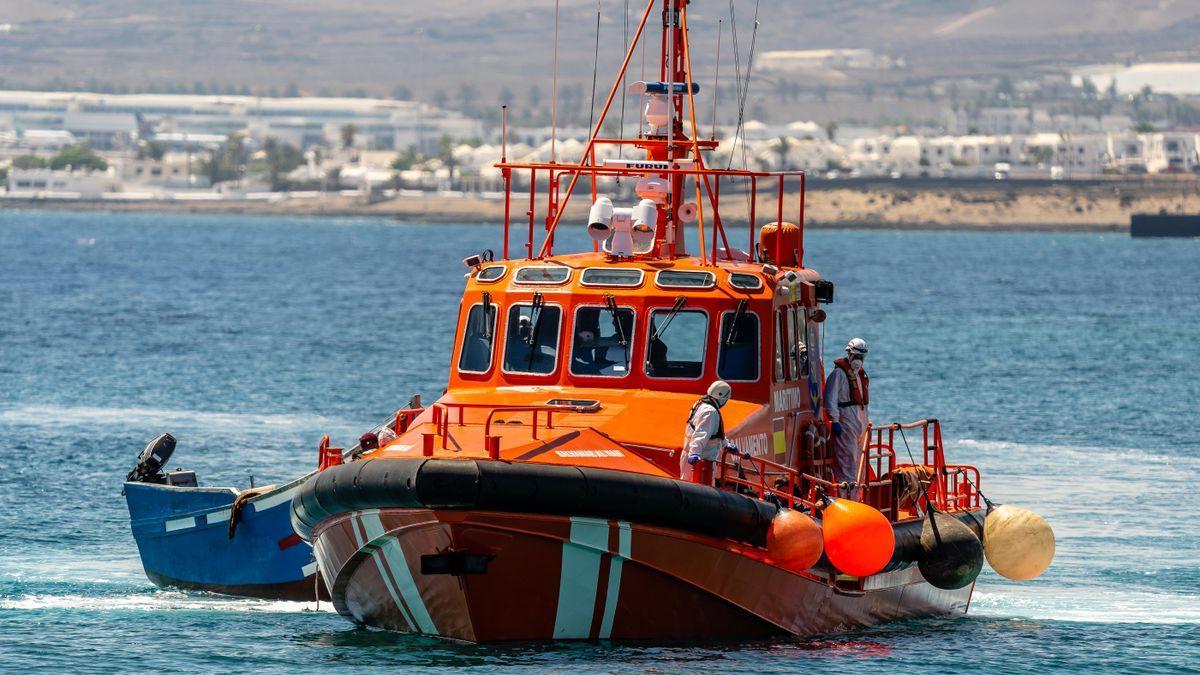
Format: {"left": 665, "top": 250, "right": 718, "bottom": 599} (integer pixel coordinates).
{"left": 951, "top": 437, "right": 1192, "bottom": 465}
{"left": 971, "top": 588, "right": 1200, "bottom": 624}
{"left": 0, "top": 591, "right": 333, "bottom": 614}
{"left": 0, "top": 405, "right": 346, "bottom": 433}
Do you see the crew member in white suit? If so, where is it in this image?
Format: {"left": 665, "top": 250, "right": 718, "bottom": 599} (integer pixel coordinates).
{"left": 824, "top": 338, "right": 870, "bottom": 494}
{"left": 681, "top": 380, "right": 736, "bottom": 485}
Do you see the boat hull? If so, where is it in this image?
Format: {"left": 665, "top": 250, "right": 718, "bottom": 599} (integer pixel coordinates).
{"left": 125, "top": 478, "right": 322, "bottom": 601}
{"left": 311, "top": 507, "right": 973, "bottom": 642}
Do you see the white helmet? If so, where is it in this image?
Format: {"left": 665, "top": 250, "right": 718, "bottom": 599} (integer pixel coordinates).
{"left": 707, "top": 380, "right": 732, "bottom": 408}
{"left": 845, "top": 338, "right": 868, "bottom": 358}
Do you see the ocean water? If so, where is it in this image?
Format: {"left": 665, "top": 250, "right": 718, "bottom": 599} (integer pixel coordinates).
{"left": 1, "top": 210, "right": 1197, "bottom": 673}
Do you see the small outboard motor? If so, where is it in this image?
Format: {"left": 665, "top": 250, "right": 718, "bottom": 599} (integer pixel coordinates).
{"left": 126, "top": 433, "right": 176, "bottom": 483}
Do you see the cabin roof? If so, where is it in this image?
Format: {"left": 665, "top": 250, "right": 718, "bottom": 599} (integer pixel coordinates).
{"left": 466, "top": 252, "right": 820, "bottom": 298}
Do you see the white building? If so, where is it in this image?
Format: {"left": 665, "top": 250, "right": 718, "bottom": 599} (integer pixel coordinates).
{"left": 1021, "top": 133, "right": 1109, "bottom": 174}
{"left": 920, "top": 136, "right": 959, "bottom": 167}
{"left": 1135, "top": 132, "right": 1200, "bottom": 173}
{"left": 6, "top": 168, "right": 117, "bottom": 197}
{"left": 952, "top": 135, "right": 1018, "bottom": 166}
{"left": 17, "top": 129, "right": 77, "bottom": 150}
{"left": 0, "top": 91, "right": 482, "bottom": 153}
{"left": 757, "top": 49, "right": 895, "bottom": 73}
{"left": 118, "top": 152, "right": 210, "bottom": 188}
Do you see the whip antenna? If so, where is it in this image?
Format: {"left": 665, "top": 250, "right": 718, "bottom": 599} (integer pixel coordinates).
{"left": 551, "top": 0, "right": 561, "bottom": 163}
{"left": 712, "top": 19, "right": 722, "bottom": 140}
{"left": 588, "top": 0, "right": 602, "bottom": 137}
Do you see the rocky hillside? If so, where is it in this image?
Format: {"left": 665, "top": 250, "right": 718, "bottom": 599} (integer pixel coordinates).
{"left": 1, "top": 1, "right": 1197, "bottom": 100}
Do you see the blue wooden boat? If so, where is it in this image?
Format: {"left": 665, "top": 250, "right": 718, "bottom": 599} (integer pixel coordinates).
{"left": 123, "top": 434, "right": 323, "bottom": 601}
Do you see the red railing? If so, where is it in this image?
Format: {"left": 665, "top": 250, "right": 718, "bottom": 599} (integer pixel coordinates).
{"left": 715, "top": 418, "right": 981, "bottom": 520}
{"left": 715, "top": 449, "right": 822, "bottom": 512}
{"left": 865, "top": 419, "right": 981, "bottom": 512}
{"left": 496, "top": 162, "right": 807, "bottom": 267}
{"left": 424, "top": 401, "right": 589, "bottom": 458}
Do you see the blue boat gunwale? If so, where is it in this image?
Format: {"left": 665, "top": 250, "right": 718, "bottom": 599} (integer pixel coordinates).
{"left": 126, "top": 471, "right": 316, "bottom": 539}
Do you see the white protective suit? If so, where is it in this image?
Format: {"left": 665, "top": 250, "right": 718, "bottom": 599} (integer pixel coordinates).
{"left": 679, "top": 399, "right": 723, "bottom": 479}
{"left": 823, "top": 359, "right": 869, "bottom": 485}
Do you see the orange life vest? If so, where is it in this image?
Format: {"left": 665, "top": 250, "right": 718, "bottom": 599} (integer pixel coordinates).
{"left": 834, "top": 357, "right": 869, "bottom": 407}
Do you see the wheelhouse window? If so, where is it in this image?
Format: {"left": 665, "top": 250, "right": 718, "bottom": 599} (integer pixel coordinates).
{"left": 645, "top": 303, "right": 707, "bottom": 379}
{"left": 571, "top": 304, "right": 634, "bottom": 377}
{"left": 790, "top": 306, "right": 809, "bottom": 379}
{"left": 580, "top": 267, "right": 644, "bottom": 287}
{"left": 476, "top": 265, "right": 506, "bottom": 282}
{"left": 503, "top": 299, "right": 562, "bottom": 375}
{"left": 457, "top": 300, "right": 497, "bottom": 373}
{"left": 514, "top": 266, "right": 571, "bottom": 285}
{"left": 656, "top": 270, "right": 715, "bottom": 289}
{"left": 774, "top": 304, "right": 809, "bottom": 382}
{"left": 718, "top": 304, "right": 759, "bottom": 381}
{"left": 729, "top": 272, "right": 763, "bottom": 290}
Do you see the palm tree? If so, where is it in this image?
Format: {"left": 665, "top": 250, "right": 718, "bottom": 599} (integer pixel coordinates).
{"left": 340, "top": 123, "right": 357, "bottom": 149}
{"left": 438, "top": 134, "right": 459, "bottom": 189}
{"left": 824, "top": 121, "right": 839, "bottom": 143}
{"left": 774, "top": 136, "right": 793, "bottom": 171}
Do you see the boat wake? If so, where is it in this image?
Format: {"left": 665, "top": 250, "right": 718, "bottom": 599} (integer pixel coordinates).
{"left": 0, "top": 404, "right": 350, "bottom": 435}
{"left": 952, "top": 438, "right": 1194, "bottom": 468}
{"left": 971, "top": 588, "right": 1200, "bottom": 624}
{"left": 0, "top": 591, "right": 332, "bottom": 614}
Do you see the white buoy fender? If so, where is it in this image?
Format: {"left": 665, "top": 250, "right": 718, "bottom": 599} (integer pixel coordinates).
{"left": 983, "top": 504, "right": 1055, "bottom": 581}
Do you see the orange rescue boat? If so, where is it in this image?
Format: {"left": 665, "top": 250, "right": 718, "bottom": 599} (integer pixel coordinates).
{"left": 289, "top": 0, "right": 1053, "bottom": 642}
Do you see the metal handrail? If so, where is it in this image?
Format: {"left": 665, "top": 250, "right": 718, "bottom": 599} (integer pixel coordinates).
{"left": 496, "top": 161, "right": 807, "bottom": 179}
{"left": 428, "top": 401, "right": 590, "bottom": 454}
{"left": 342, "top": 395, "right": 423, "bottom": 460}
{"left": 483, "top": 405, "right": 573, "bottom": 440}
{"left": 717, "top": 450, "right": 820, "bottom": 512}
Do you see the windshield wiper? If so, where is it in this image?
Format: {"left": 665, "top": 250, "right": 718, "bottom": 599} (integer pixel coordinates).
{"left": 604, "top": 293, "right": 629, "bottom": 368}
{"left": 525, "top": 291, "right": 545, "bottom": 369}
{"left": 649, "top": 296, "right": 687, "bottom": 343}
{"left": 724, "top": 299, "right": 748, "bottom": 346}
{"left": 481, "top": 291, "right": 493, "bottom": 339}
{"left": 645, "top": 296, "right": 687, "bottom": 372}
{"left": 719, "top": 299, "right": 749, "bottom": 372}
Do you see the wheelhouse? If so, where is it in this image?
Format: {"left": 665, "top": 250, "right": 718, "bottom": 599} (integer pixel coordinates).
{"left": 449, "top": 258, "right": 826, "bottom": 408}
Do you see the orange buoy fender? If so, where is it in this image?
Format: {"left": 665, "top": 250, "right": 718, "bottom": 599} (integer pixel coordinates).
{"left": 821, "top": 498, "right": 895, "bottom": 577}
{"left": 766, "top": 509, "right": 823, "bottom": 572}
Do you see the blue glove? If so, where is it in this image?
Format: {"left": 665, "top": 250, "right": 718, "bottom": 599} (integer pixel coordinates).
{"left": 724, "top": 442, "right": 739, "bottom": 454}
{"left": 831, "top": 422, "right": 843, "bottom": 436}
{"left": 687, "top": 454, "right": 700, "bottom": 466}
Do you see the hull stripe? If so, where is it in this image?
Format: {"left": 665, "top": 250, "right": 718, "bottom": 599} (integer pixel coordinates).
{"left": 248, "top": 486, "right": 297, "bottom": 512}
{"left": 361, "top": 512, "right": 438, "bottom": 635}
{"left": 553, "top": 517, "right": 608, "bottom": 639}
{"left": 350, "top": 514, "right": 417, "bottom": 630}
{"left": 205, "top": 508, "right": 231, "bottom": 524}
{"left": 598, "top": 522, "right": 631, "bottom": 639}
{"left": 164, "top": 516, "right": 196, "bottom": 532}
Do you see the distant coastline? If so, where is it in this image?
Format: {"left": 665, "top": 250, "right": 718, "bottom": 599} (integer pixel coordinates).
{"left": 5, "top": 180, "right": 1196, "bottom": 232}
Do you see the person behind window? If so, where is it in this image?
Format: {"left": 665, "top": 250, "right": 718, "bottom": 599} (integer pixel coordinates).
{"left": 681, "top": 380, "right": 738, "bottom": 485}
{"left": 572, "top": 327, "right": 600, "bottom": 373}
{"left": 823, "top": 338, "right": 870, "bottom": 497}
{"left": 504, "top": 305, "right": 561, "bottom": 375}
